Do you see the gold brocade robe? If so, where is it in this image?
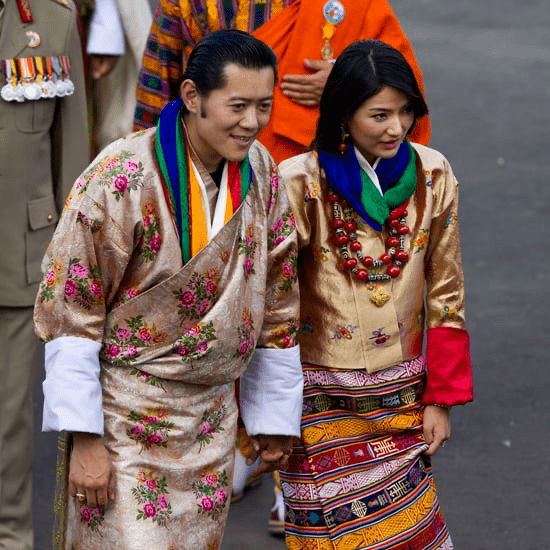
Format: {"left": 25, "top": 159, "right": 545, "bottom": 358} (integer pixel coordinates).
{"left": 280, "top": 143, "right": 467, "bottom": 374}
{"left": 34, "top": 128, "right": 300, "bottom": 548}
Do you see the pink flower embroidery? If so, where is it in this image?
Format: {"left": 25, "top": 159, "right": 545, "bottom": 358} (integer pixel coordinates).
{"left": 89, "top": 280, "right": 103, "bottom": 297}
{"left": 145, "top": 479, "right": 157, "bottom": 491}
{"left": 176, "top": 345, "right": 190, "bottom": 356}
{"left": 239, "top": 341, "right": 249, "bottom": 357}
{"left": 138, "top": 328, "right": 152, "bottom": 343}
{"left": 142, "top": 502, "right": 157, "bottom": 518}
{"left": 81, "top": 507, "right": 92, "bottom": 524}
{"left": 215, "top": 489, "right": 226, "bottom": 505}
{"left": 274, "top": 235, "right": 285, "bottom": 247}
{"left": 186, "top": 325, "right": 201, "bottom": 337}
{"left": 272, "top": 218, "right": 284, "bottom": 233}
{"left": 130, "top": 424, "right": 145, "bottom": 438}
{"left": 205, "top": 280, "right": 217, "bottom": 295}
{"left": 158, "top": 494, "right": 168, "bottom": 511}
{"left": 282, "top": 262, "right": 293, "bottom": 278}
{"left": 70, "top": 263, "right": 88, "bottom": 279}
{"left": 64, "top": 279, "right": 77, "bottom": 298}
{"left": 244, "top": 258, "right": 253, "bottom": 276}
{"left": 113, "top": 174, "right": 129, "bottom": 192}
{"left": 125, "top": 345, "right": 138, "bottom": 358}
{"left": 143, "top": 215, "right": 151, "bottom": 228}
{"left": 76, "top": 177, "right": 86, "bottom": 190}
{"left": 124, "top": 160, "right": 139, "bottom": 173}
{"left": 195, "top": 340, "right": 208, "bottom": 354}
{"left": 127, "top": 288, "right": 138, "bottom": 299}
{"left": 106, "top": 344, "right": 121, "bottom": 358}
{"left": 204, "top": 473, "right": 218, "bottom": 486}
{"left": 180, "top": 290, "right": 196, "bottom": 307}
{"left": 46, "top": 270, "right": 56, "bottom": 286}
{"left": 196, "top": 299, "right": 211, "bottom": 315}
{"left": 149, "top": 235, "right": 161, "bottom": 253}
{"left": 92, "top": 507, "right": 102, "bottom": 518}
{"left": 116, "top": 327, "right": 132, "bottom": 341}
{"left": 145, "top": 433, "right": 164, "bottom": 446}
{"left": 201, "top": 496, "right": 215, "bottom": 512}
{"left": 200, "top": 422, "right": 210, "bottom": 436}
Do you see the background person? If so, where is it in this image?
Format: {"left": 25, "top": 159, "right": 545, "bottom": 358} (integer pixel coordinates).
{"left": 278, "top": 39, "right": 473, "bottom": 548}
{"left": 0, "top": 1, "right": 88, "bottom": 548}
{"left": 34, "top": 30, "right": 303, "bottom": 548}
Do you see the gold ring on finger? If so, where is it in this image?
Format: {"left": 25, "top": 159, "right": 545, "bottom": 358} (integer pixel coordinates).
{"left": 75, "top": 493, "right": 86, "bottom": 502}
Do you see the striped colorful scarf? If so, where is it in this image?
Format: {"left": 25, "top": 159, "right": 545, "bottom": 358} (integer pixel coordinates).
{"left": 155, "top": 98, "right": 252, "bottom": 264}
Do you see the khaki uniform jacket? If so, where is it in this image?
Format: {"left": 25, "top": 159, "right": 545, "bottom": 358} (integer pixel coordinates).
{"left": 0, "top": 0, "right": 88, "bottom": 306}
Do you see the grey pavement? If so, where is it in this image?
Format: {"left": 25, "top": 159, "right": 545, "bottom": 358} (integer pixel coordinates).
{"left": 32, "top": 0, "right": 550, "bottom": 548}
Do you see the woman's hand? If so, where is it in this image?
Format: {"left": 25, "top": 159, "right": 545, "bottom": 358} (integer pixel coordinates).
{"left": 69, "top": 432, "right": 116, "bottom": 509}
{"left": 280, "top": 59, "right": 333, "bottom": 107}
{"left": 423, "top": 405, "right": 451, "bottom": 456}
{"left": 246, "top": 434, "right": 293, "bottom": 474}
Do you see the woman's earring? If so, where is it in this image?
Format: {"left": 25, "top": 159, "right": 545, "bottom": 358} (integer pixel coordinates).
{"left": 339, "top": 125, "right": 349, "bottom": 155}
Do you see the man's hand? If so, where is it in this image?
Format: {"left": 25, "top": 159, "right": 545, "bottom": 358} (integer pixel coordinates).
{"left": 246, "top": 434, "right": 293, "bottom": 475}
{"left": 89, "top": 54, "right": 119, "bottom": 80}
{"left": 423, "top": 405, "right": 451, "bottom": 456}
{"left": 69, "top": 432, "right": 116, "bottom": 509}
{"left": 280, "top": 59, "right": 333, "bottom": 107}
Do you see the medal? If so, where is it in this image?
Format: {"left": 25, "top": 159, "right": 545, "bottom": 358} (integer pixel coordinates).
{"left": 60, "top": 56, "right": 74, "bottom": 96}
{"left": 21, "top": 57, "right": 41, "bottom": 100}
{"left": 1, "top": 60, "right": 15, "bottom": 101}
{"left": 26, "top": 30, "right": 40, "bottom": 48}
{"left": 51, "top": 57, "right": 66, "bottom": 96}
{"left": 323, "top": 0, "right": 345, "bottom": 24}
{"left": 11, "top": 59, "right": 25, "bottom": 102}
{"left": 44, "top": 56, "right": 57, "bottom": 98}
{"left": 321, "top": 1, "right": 345, "bottom": 60}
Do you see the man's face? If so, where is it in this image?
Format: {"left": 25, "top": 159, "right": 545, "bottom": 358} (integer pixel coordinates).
{"left": 183, "top": 63, "right": 275, "bottom": 172}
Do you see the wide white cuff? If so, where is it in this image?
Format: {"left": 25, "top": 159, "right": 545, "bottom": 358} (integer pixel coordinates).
{"left": 240, "top": 346, "right": 303, "bottom": 437}
{"left": 43, "top": 336, "right": 104, "bottom": 434}
{"left": 87, "top": 0, "right": 125, "bottom": 55}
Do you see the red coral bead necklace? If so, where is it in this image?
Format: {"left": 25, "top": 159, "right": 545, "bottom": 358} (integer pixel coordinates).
{"left": 328, "top": 192, "right": 410, "bottom": 282}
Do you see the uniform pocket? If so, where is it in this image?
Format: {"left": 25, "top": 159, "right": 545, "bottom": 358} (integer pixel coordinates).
{"left": 15, "top": 97, "right": 56, "bottom": 133}
{"left": 26, "top": 194, "right": 59, "bottom": 284}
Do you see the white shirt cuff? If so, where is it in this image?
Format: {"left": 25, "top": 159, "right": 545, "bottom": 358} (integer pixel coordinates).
{"left": 87, "top": 0, "right": 125, "bottom": 55}
{"left": 240, "top": 346, "right": 303, "bottom": 437}
{"left": 42, "top": 336, "right": 104, "bottom": 434}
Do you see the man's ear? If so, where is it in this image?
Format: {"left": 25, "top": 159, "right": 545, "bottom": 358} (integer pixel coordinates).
{"left": 181, "top": 79, "right": 200, "bottom": 114}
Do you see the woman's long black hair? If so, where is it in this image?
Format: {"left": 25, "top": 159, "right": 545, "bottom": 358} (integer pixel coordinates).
{"left": 313, "top": 40, "right": 428, "bottom": 152}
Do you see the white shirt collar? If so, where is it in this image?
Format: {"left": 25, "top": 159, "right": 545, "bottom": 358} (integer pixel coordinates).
{"left": 354, "top": 146, "right": 383, "bottom": 196}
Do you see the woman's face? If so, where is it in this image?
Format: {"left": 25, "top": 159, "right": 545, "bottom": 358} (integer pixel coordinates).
{"left": 347, "top": 85, "right": 415, "bottom": 164}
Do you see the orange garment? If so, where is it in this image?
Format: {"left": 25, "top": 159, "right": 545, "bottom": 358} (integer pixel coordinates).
{"left": 254, "top": 0, "right": 431, "bottom": 163}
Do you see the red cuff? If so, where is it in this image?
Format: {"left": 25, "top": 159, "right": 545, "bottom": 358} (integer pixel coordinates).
{"left": 422, "top": 326, "right": 473, "bottom": 407}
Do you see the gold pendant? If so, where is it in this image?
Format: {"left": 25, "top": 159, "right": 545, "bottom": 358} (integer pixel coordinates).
{"left": 370, "top": 287, "right": 390, "bottom": 307}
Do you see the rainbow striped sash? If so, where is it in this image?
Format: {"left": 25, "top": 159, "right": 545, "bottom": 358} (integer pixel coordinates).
{"left": 155, "top": 98, "right": 252, "bottom": 264}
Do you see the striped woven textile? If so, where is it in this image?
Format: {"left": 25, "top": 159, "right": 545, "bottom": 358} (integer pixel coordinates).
{"left": 280, "top": 358, "right": 453, "bottom": 550}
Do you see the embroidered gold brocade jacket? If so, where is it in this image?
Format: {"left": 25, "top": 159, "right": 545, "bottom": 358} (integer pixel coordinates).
{"left": 280, "top": 143, "right": 467, "bottom": 374}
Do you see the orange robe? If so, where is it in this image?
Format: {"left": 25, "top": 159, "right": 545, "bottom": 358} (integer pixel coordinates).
{"left": 255, "top": 0, "right": 430, "bottom": 162}
{"left": 134, "top": 0, "right": 430, "bottom": 163}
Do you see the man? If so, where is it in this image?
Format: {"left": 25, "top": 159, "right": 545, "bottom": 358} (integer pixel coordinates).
{"left": 34, "top": 30, "right": 303, "bottom": 548}
{"left": 0, "top": 1, "right": 88, "bottom": 548}
{"left": 134, "top": 0, "right": 431, "bottom": 163}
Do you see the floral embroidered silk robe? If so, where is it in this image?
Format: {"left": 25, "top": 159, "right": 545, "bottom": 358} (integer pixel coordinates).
{"left": 34, "top": 128, "right": 301, "bottom": 548}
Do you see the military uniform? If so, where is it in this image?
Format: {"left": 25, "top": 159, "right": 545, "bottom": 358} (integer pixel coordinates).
{"left": 0, "top": 1, "right": 88, "bottom": 548}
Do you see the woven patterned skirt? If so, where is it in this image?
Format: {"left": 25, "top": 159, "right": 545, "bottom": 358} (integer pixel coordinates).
{"left": 280, "top": 357, "right": 453, "bottom": 550}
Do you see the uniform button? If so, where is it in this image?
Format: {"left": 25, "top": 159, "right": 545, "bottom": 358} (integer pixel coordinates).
{"left": 47, "top": 214, "right": 53, "bottom": 222}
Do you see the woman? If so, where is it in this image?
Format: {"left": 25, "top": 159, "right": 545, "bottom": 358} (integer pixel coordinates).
{"left": 278, "top": 40, "right": 473, "bottom": 549}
